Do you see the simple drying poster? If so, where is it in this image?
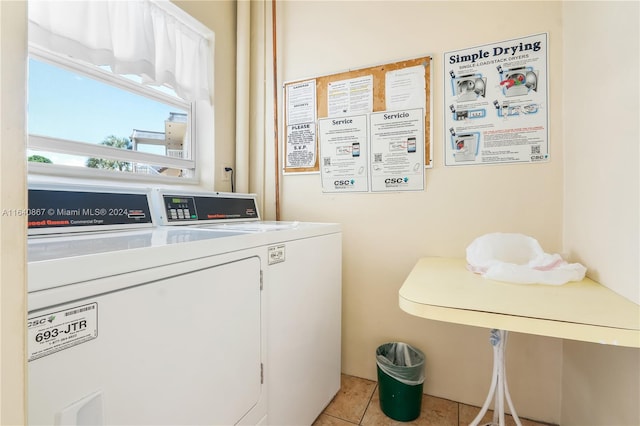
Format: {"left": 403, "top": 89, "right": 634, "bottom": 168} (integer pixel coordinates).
{"left": 444, "top": 33, "right": 549, "bottom": 166}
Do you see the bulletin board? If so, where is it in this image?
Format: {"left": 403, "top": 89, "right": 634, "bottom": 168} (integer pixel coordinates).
{"left": 282, "top": 56, "right": 432, "bottom": 174}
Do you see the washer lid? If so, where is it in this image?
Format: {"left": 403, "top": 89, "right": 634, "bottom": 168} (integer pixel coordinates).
{"left": 27, "top": 227, "right": 261, "bottom": 295}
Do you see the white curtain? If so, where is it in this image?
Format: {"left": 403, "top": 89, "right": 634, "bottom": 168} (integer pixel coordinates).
{"left": 28, "top": 0, "right": 212, "bottom": 102}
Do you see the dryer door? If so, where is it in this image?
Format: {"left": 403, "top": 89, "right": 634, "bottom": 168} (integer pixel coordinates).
{"left": 28, "top": 256, "right": 263, "bottom": 425}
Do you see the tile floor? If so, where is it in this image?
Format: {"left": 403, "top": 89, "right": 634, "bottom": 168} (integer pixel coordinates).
{"left": 313, "top": 374, "right": 556, "bottom": 426}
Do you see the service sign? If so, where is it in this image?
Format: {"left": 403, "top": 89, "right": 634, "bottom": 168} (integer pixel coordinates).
{"left": 444, "top": 33, "right": 549, "bottom": 166}
{"left": 369, "top": 108, "right": 425, "bottom": 192}
{"left": 28, "top": 303, "right": 98, "bottom": 361}
{"left": 319, "top": 114, "right": 370, "bottom": 193}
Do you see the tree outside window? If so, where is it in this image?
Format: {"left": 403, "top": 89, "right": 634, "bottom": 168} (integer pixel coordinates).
{"left": 86, "top": 135, "right": 132, "bottom": 171}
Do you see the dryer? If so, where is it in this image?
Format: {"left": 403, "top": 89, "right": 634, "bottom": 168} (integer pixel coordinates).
{"left": 153, "top": 190, "right": 343, "bottom": 426}
{"left": 27, "top": 185, "right": 268, "bottom": 425}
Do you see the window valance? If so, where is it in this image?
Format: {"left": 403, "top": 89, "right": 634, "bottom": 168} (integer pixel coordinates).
{"left": 28, "top": 0, "right": 213, "bottom": 102}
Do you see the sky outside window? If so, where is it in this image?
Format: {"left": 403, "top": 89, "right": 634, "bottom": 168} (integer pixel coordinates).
{"left": 28, "top": 58, "right": 187, "bottom": 165}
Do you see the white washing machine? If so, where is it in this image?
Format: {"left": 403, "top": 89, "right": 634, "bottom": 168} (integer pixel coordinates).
{"left": 152, "top": 190, "right": 343, "bottom": 426}
{"left": 27, "top": 185, "right": 268, "bottom": 425}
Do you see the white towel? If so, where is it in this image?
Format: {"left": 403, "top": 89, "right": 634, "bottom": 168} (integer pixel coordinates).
{"left": 466, "top": 233, "right": 587, "bottom": 285}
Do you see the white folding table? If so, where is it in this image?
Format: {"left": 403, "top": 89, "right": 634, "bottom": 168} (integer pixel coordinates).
{"left": 399, "top": 257, "right": 640, "bottom": 425}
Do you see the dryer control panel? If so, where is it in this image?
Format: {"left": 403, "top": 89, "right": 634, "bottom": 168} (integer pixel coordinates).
{"left": 28, "top": 187, "right": 153, "bottom": 235}
{"left": 161, "top": 193, "right": 259, "bottom": 224}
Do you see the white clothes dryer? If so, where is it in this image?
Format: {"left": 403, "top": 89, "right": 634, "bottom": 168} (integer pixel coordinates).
{"left": 27, "top": 185, "right": 268, "bottom": 426}
{"left": 153, "top": 190, "right": 343, "bottom": 426}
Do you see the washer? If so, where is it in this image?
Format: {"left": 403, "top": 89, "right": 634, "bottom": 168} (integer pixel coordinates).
{"left": 27, "top": 185, "right": 268, "bottom": 425}
{"left": 153, "top": 190, "right": 343, "bottom": 426}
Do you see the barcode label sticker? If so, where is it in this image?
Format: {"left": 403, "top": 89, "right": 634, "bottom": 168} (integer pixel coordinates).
{"left": 268, "top": 244, "right": 286, "bottom": 265}
{"left": 27, "top": 303, "right": 98, "bottom": 361}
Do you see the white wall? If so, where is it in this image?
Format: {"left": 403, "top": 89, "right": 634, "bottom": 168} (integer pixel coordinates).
{"left": 0, "top": 1, "right": 27, "bottom": 424}
{"left": 561, "top": 2, "right": 639, "bottom": 425}
{"left": 174, "top": 0, "right": 237, "bottom": 193}
{"left": 563, "top": 2, "right": 639, "bottom": 305}
{"left": 276, "top": 1, "right": 564, "bottom": 423}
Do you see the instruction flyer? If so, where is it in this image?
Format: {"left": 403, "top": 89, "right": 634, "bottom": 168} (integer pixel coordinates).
{"left": 385, "top": 65, "right": 426, "bottom": 111}
{"left": 327, "top": 75, "right": 373, "bottom": 117}
{"left": 443, "top": 33, "right": 549, "bottom": 166}
{"left": 318, "top": 114, "right": 369, "bottom": 192}
{"left": 370, "top": 108, "right": 424, "bottom": 192}
{"left": 285, "top": 79, "right": 317, "bottom": 168}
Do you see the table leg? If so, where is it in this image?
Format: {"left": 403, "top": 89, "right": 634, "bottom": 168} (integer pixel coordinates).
{"left": 470, "top": 329, "right": 522, "bottom": 426}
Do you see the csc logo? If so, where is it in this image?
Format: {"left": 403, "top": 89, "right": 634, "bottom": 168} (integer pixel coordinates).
{"left": 385, "top": 177, "right": 408, "bottom": 184}
{"left": 27, "top": 318, "right": 47, "bottom": 328}
{"left": 334, "top": 180, "right": 354, "bottom": 187}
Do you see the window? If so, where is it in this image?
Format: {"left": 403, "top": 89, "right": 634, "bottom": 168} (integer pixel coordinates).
{"left": 27, "top": 0, "right": 213, "bottom": 182}
{"left": 28, "top": 54, "right": 193, "bottom": 178}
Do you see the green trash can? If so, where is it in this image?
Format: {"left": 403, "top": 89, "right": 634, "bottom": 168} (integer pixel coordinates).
{"left": 376, "top": 342, "right": 425, "bottom": 422}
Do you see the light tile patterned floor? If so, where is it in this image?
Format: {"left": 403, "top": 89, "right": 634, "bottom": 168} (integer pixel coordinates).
{"left": 313, "top": 374, "right": 556, "bottom": 426}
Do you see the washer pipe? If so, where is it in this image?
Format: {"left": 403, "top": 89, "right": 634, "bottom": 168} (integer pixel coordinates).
{"left": 235, "top": 0, "right": 250, "bottom": 194}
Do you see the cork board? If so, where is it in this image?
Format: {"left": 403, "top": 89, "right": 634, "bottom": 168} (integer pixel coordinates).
{"left": 283, "top": 56, "right": 432, "bottom": 174}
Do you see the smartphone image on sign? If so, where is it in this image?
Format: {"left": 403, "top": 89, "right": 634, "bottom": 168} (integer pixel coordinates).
{"left": 407, "top": 137, "right": 416, "bottom": 153}
{"left": 352, "top": 142, "right": 360, "bottom": 157}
